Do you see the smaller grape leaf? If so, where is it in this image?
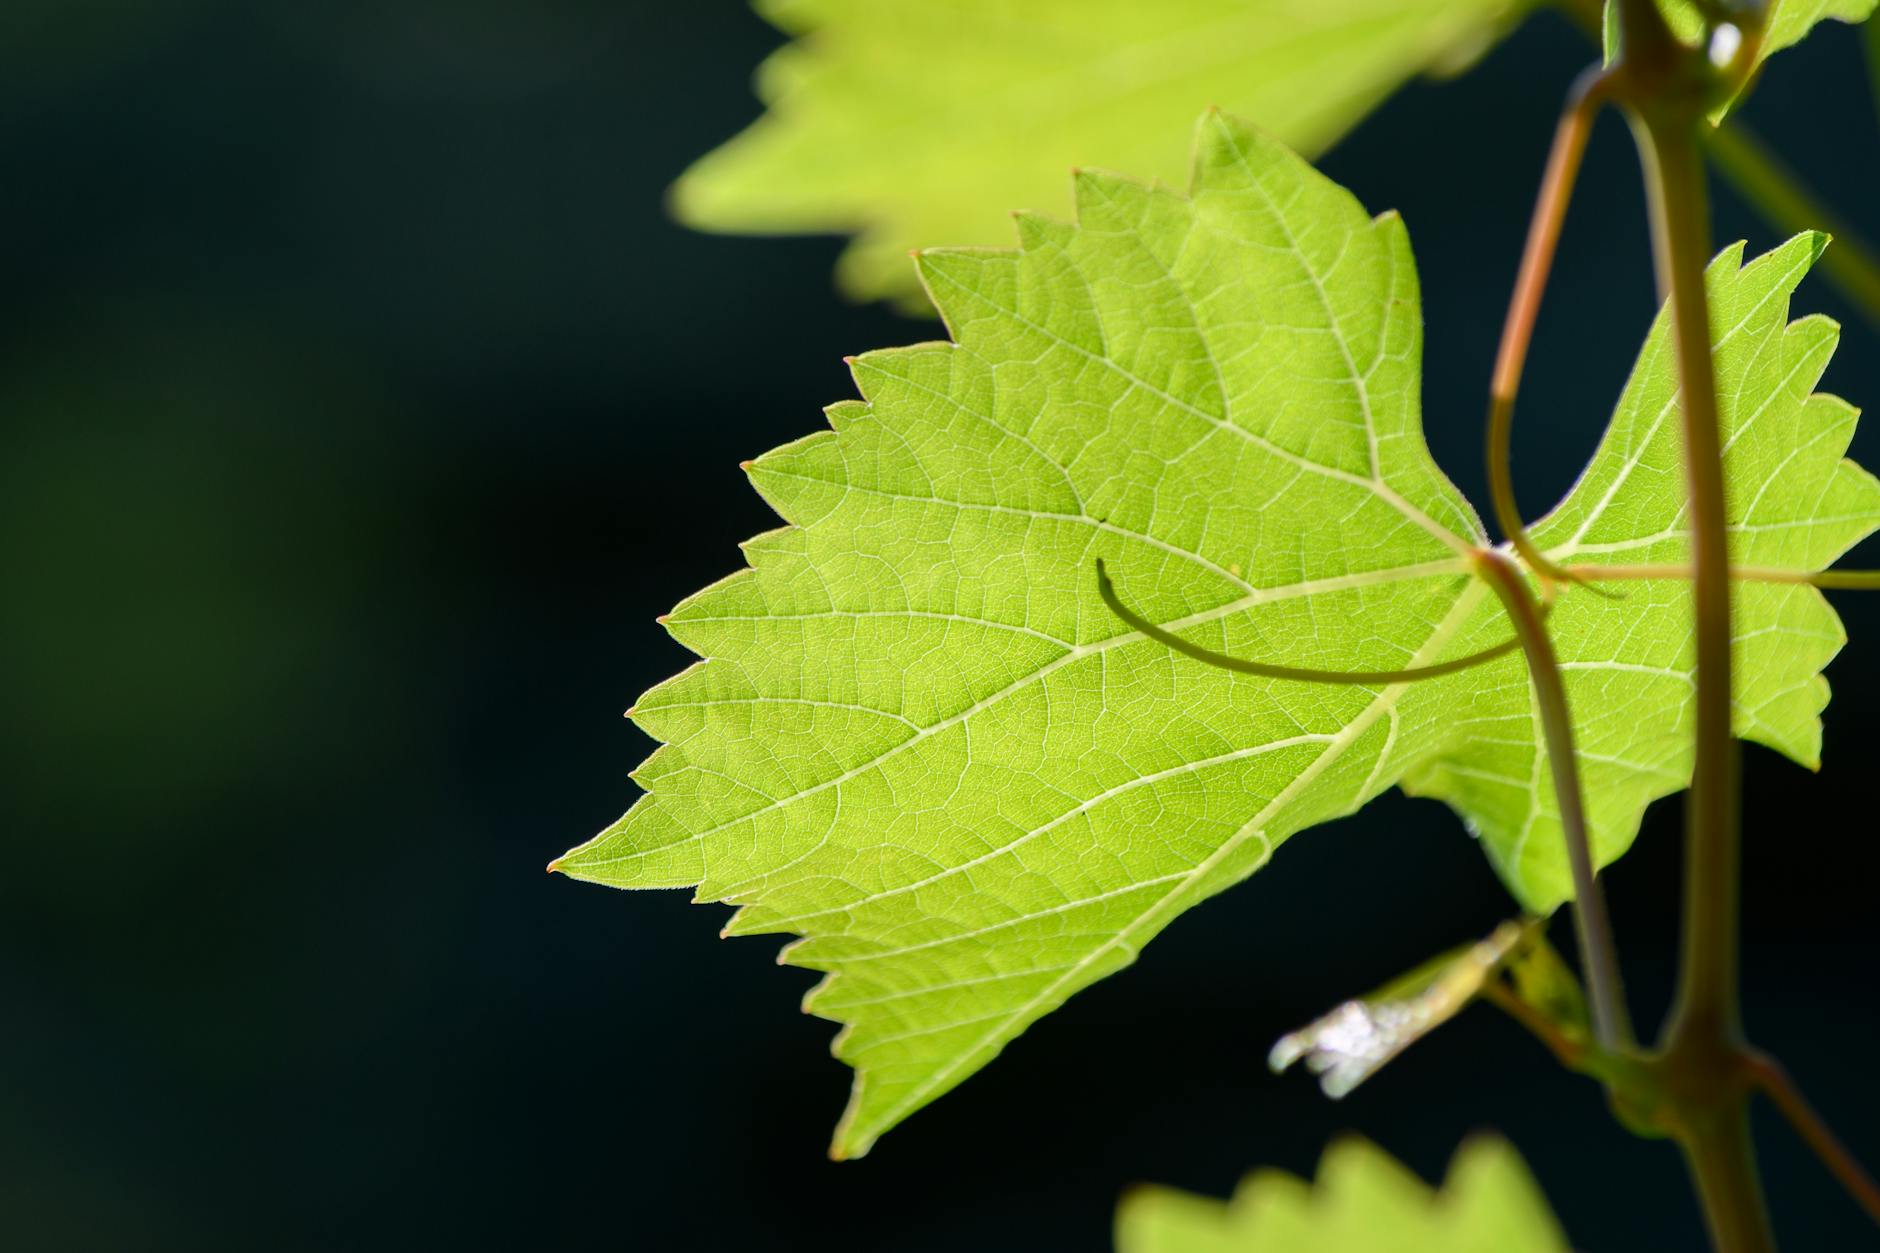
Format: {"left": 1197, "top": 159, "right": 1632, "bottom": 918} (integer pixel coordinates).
{"left": 1405, "top": 229, "right": 1880, "bottom": 906}
{"left": 674, "top": 0, "right": 1529, "bottom": 308}
{"left": 1602, "top": 0, "right": 1877, "bottom": 117}
{"left": 1115, "top": 1136, "right": 1571, "bottom": 1253}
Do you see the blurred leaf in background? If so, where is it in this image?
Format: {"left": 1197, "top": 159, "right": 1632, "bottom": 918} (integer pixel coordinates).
{"left": 673, "top": 0, "right": 1529, "bottom": 309}
{"left": 1115, "top": 1137, "right": 1570, "bottom": 1252}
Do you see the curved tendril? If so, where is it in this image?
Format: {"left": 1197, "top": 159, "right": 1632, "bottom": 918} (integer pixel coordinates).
{"left": 1487, "top": 65, "right": 1613, "bottom": 594}
{"left": 1095, "top": 558, "right": 1528, "bottom": 686}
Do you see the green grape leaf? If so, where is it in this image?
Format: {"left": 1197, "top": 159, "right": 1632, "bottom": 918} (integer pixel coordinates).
{"left": 1602, "top": 0, "right": 1877, "bottom": 117}
{"left": 559, "top": 113, "right": 1877, "bottom": 1156}
{"left": 674, "top": 0, "right": 1528, "bottom": 308}
{"left": 1115, "top": 1137, "right": 1571, "bottom": 1252}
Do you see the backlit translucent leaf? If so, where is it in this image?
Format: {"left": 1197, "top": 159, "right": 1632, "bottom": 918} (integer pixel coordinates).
{"left": 674, "top": 0, "right": 1527, "bottom": 307}
{"left": 559, "top": 115, "right": 1877, "bottom": 1155}
{"left": 1115, "top": 1137, "right": 1571, "bottom": 1252}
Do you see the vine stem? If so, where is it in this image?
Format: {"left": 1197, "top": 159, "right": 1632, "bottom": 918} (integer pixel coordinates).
{"left": 1472, "top": 549, "right": 1632, "bottom": 1051}
{"left": 1679, "top": 1106, "right": 1771, "bottom": 1253}
{"left": 1617, "top": 0, "right": 1771, "bottom": 1241}
{"left": 1631, "top": 101, "right": 1743, "bottom": 1059}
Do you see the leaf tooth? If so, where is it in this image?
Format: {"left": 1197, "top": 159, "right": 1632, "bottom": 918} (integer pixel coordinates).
{"left": 846, "top": 342, "right": 958, "bottom": 408}
{"left": 1724, "top": 231, "right": 1821, "bottom": 321}
{"left": 1068, "top": 164, "right": 1172, "bottom": 231}
{"left": 822, "top": 398, "right": 868, "bottom": 431}
{"left": 1800, "top": 672, "right": 1834, "bottom": 772}
{"left": 1710, "top": 237, "right": 1752, "bottom": 279}
{"left": 630, "top": 656, "right": 716, "bottom": 710}
{"left": 745, "top": 429, "right": 845, "bottom": 527}
{"left": 662, "top": 568, "right": 768, "bottom": 659}
{"left": 623, "top": 745, "right": 670, "bottom": 789}
{"left": 737, "top": 523, "right": 809, "bottom": 574}
{"left": 912, "top": 245, "right": 1023, "bottom": 339}
{"left": 1778, "top": 312, "right": 1841, "bottom": 406}
{"left": 629, "top": 657, "right": 747, "bottom": 745}
{"left": 917, "top": 235, "right": 1107, "bottom": 359}
{"left": 1187, "top": 106, "right": 1298, "bottom": 196}
{"left": 723, "top": 899, "right": 837, "bottom": 939}
{"left": 1011, "top": 209, "right": 1074, "bottom": 252}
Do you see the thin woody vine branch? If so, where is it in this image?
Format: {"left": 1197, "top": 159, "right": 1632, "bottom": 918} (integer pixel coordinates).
{"left": 1616, "top": 4, "right": 1769, "bottom": 1243}
{"left": 1472, "top": 547, "right": 1632, "bottom": 1049}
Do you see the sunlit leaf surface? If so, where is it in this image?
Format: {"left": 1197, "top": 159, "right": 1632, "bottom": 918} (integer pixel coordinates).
{"left": 562, "top": 114, "right": 1878, "bottom": 1155}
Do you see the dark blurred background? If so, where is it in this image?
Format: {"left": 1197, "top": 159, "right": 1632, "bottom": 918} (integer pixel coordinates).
{"left": 4, "top": 3, "right": 1879, "bottom": 1249}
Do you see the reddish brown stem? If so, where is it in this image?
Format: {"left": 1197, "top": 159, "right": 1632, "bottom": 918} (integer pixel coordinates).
{"left": 1487, "top": 66, "right": 1610, "bottom": 584}
{"left": 1746, "top": 1053, "right": 1880, "bottom": 1229}
{"left": 1472, "top": 549, "right": 1632, "bottom": 1050}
